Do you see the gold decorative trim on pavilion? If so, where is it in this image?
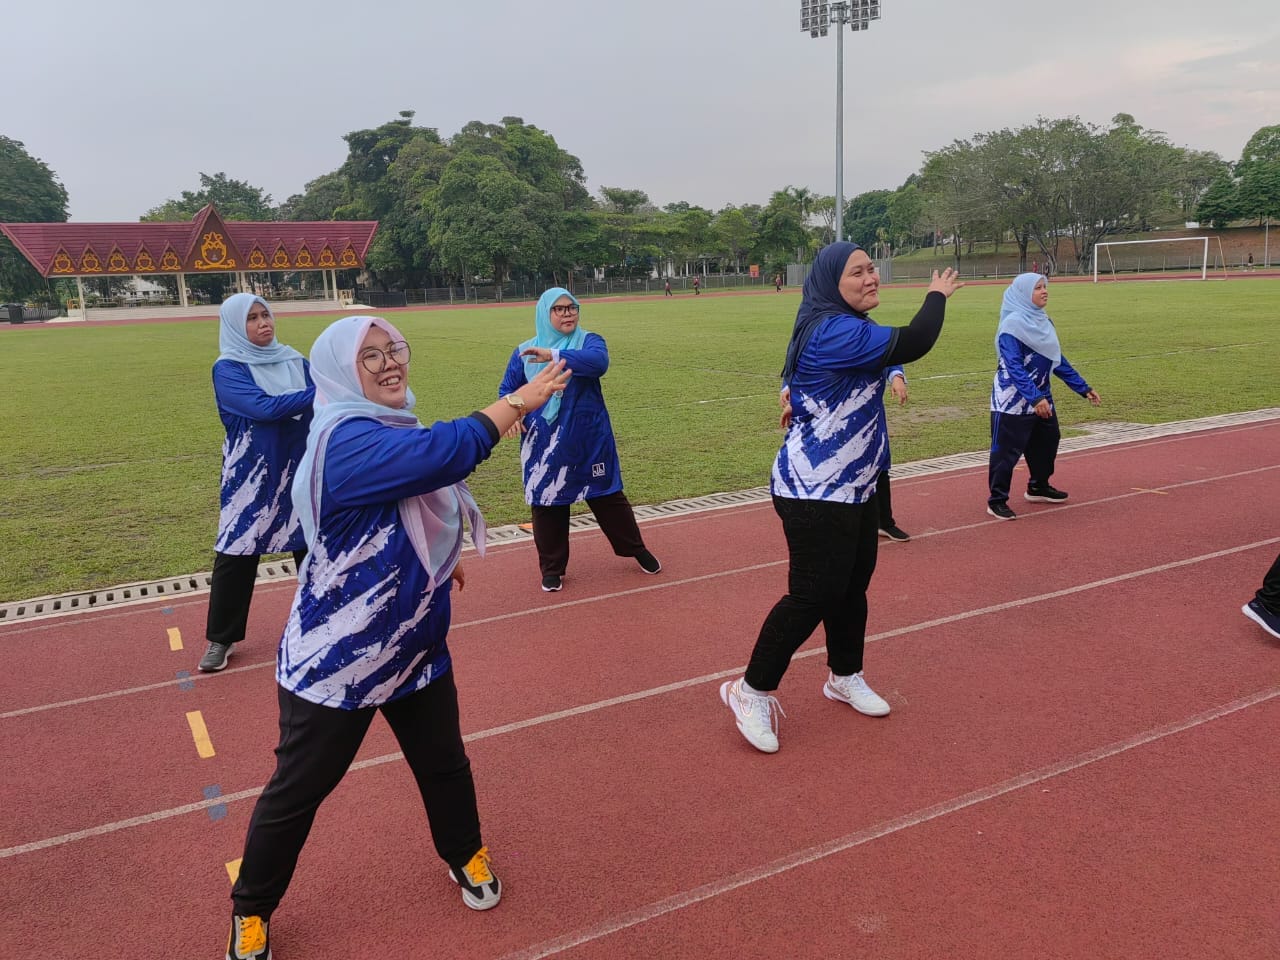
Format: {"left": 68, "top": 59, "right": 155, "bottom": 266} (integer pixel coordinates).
{"left": 0, "top": 204, "right": 379, "bottom": 278}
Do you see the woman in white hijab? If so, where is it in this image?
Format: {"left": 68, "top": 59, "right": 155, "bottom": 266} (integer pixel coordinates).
{"left": 224, "top": 315, "right": 569, "bottom": 960}
{"left": 200, "top": 293, "right": 314, "bottom": 673}
{"left": 987, "top": 273, "right": 1101, "bottom": 521}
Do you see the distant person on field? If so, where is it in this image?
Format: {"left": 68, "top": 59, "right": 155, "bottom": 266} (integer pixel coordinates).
{"left": 497, "top": 287, "right": 660, "bottom": 593}
{"left": 1032, "top": 259, "right": 1039, "bottom": 274}
{"left": 1247, "top": 253, "right": 1254, "bottom": 270}
{"left": 224, "top": 315, "right": 572, "bottom": 960}
{"left": 1243, "top": 551, "right": 1280, "bottom": 640}
{"left": 721, "top": 242, "right": 963, "bottom": 754}
{"left": 986, "top": 273, "right": 1100, "bottom": 521}
{"left": 693, "top": 276, "right": 701, "bottom": 295}
{"left": 200, "top": 293, "right": 314, "bottom": 674}
{"left": 775, "top": 273, "right": 784, "bottom": 292}
{"left": 664, "top": 279, "right": 673, "bottom": 296}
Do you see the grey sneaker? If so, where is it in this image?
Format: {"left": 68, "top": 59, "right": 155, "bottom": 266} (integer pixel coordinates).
{"left": 199, "top": 641, "right": 233, "bottom": 672}
{"left": 720, "top": 678, "right": 785, "bottom": 753}
{"left": 226, "top": 914, "right": 271, "bottom": 959}
{"left": 449, "top": 846, "right": 501, "bottom": 911}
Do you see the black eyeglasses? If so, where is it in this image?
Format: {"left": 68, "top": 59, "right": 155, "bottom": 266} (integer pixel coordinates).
{"left": 551, "top": 304, "right": 580, "bottom": 317}
{"left": 359, "top": 341, "right": 411, "bottom": 374}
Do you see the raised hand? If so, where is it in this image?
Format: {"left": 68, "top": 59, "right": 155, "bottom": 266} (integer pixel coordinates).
{"left": 517, "top": 359, "right": 572, "bottom": 412}
{"left": 928, "top": 267, "right": 965, "bottom": 298}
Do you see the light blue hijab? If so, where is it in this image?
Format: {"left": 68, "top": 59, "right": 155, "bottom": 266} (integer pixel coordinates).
{"left": 292, "top": 315, "right": 485, "bottom": 583}
{"left": 216, "top": 293, "right": 307, "bottom": 395}
{"left": 519, "top": 287, "right": 588, "bottom": 424}
{"left": 996, "top": 272, "right": 1062, "bottom": 370}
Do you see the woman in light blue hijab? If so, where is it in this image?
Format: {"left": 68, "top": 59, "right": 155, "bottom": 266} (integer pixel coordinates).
{"left": 987, "top": 272, "right": 1101, "bottom": 520}
{"left": 200, "top": 293, "right": 315, "bottom": 674}
{"left": 498, "top": 287, "right": 661, "bottom": 593}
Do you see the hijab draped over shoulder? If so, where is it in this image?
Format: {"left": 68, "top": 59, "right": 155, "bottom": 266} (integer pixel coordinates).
{"left": 520, "top": 287, "right": 588, "bottom": 424}
{"left": 996, "top": 272, "right": 1062, "bottom": 370}
{"left": 293, "top": 315, "right": 485, "bottom": 584}
{"left": 780, "top": 241, "right": 864, "bottom": 382}
{"left": 216, "top": 292, "right": 307, "bottom": 395}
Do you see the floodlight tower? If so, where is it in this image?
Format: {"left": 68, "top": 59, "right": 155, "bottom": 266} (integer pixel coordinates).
{"left": 800, "top": 1, "right": 882, "bottom": 242}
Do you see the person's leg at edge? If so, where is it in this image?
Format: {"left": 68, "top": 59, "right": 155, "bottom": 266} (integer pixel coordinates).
{"left": 231, "top": 687, "right": 375, "bottom": 920}
{"left": 1023, "top": 413, "right": 1061, "bottom": 490}
{"left": 530, "top": 504, "right": 571, "bottom": 579}
{"left": 876, "top": 471, "right": 894, "bottom": 529}
{"left": 1255, "top": 552, "right": 1280, "bottom": 612}
{"left": 988, "top": 411, "right": 1033, "bottom": 506}
{"left": 206, "top": 552, "right": 261, "bottom": 648}
{"left": 382, "top": 669, "right": 483, "bottom": 871}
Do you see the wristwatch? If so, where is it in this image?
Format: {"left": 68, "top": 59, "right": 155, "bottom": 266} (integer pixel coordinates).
{"left": 503, "top": 393, "right": 527, "bottom": 415}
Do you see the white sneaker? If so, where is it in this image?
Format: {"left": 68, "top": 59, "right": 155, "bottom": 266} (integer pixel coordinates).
{"left": 720, "top": 678, "right": 784, "bottom": 753}
{"left": 823, "top": 671, "right": 891, "bottom": 717}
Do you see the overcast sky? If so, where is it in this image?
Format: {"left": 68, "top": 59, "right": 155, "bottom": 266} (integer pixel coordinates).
{"left": 4, "top": 0, "right": 1277, "bottom": 222}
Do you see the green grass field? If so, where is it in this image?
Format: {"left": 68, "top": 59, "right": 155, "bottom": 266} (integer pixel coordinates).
{"left": 0, "top": 277, "right": 1275, "bottom": 603}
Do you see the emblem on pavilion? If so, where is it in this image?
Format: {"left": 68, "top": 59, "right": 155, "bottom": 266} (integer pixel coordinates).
{"left": 194, "top": 231, "right": 236, "bottom": 270}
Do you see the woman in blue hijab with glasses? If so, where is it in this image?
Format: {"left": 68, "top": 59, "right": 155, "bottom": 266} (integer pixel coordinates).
{"left": 721, "top": 243, "right": 963, "bottom": 754}
{"left": 498, "top": 287, "right": 660, "bottom": 593}
{"left": 986, "top": 272, "right": 1101, "bottom": 521}
{"left": 224, "top": 315, "right": 570, "bottom": 959}
{"left": 200, "top": 293, "right": 314, "bottom": 674}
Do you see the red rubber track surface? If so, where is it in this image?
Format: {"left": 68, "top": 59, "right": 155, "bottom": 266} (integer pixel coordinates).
{"left": 2, "top": 421, "right": 1278, "bottom": 958}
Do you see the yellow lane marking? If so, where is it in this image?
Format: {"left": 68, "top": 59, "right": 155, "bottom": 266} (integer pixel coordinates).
{"left": 186, "top": 711, "right": 216, "bottom": 758}
{"left": 167, "top": 627, "right": 183, "bottom": 651}
{"left": 226, "top": 859, "right": 242, "bottom": 884}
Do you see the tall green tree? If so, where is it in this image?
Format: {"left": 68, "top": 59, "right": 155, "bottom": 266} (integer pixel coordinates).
{"left": 1195, "top": 170, "right": 1240, "bottom": 228}
{"left": 0, "top": 136, "right": 69, "bottom": 301}
{"left": 1234, "top": 125, "right": 1280, "bottom": 224}
{"left": 141, "top": 172, "right": 275, "bottom": 221}
{"left": 426, "top": 153, "right": 550, "bottom": 300}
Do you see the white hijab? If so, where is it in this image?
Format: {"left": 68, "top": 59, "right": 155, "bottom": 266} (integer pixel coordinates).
{"left": 292, "top": 315, "right": 486, "bottom": 582}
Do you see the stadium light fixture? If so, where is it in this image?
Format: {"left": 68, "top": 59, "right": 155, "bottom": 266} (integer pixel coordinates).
{"left": 801, "top": 1, "right": 882, "bottom": 242}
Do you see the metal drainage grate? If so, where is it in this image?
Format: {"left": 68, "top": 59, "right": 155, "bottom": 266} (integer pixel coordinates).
{"left": 2, "top": 408, "right": 1275, "bottom": 626}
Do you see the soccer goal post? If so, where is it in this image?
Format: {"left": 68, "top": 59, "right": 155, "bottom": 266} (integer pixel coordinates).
{"left": 1092, "top": 236, "right": 1227, "bottom": 282}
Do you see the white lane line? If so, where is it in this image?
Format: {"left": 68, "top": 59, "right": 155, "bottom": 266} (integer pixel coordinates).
{"left": 2, "top": 537, "right": 1275, "bottom": 860}
{"left": 495, "top": 685, "right": 1280, "bottom": 960}
{"left": 2, "top": 459, "right": 1276, "bottom": 722}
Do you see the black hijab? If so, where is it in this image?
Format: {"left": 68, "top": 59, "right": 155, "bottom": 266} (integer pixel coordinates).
{"left": 780, "top": 241, "right": 864, "bottom": 381}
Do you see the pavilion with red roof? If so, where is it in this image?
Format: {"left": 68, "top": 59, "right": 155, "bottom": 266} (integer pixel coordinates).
{"left": 0, "top": 204, "right": 378, "bottom": 320}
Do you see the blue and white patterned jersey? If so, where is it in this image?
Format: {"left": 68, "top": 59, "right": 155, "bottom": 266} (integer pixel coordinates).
{"left": 498, "top": 332, "right": 623, "bottom": 507}
{"left": 212, "top": 359, "right": 314, "bottom": 556}
{"left": 771, "top": 317, "right": 895, "bottom": 504}
{"left": 278, "top": 415, "right": 496, "bottom": 709}
{"left": 990, "top": 334, "right": 1091, "bottom": 415}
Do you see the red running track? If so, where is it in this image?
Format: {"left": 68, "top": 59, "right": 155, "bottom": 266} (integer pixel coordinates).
{"left": 2, "top": 420, "right": 1278, "bottom": 959}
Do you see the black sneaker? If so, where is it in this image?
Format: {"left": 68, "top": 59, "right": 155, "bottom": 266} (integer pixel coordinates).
{"left": 226, "top": 914, "right": 271, "bottom": 959}
{"left": 199, "top": 641, "right": 233, "bottom": 673}
{"left": 450, "top": 846, "right": 501, "bottom": 911}
{"left": 1025, "top": 484, "right": 1068, "bottom": 502}
{"left": 878, "top": 524, "right": 910, "bottom": 542}
{"left": 635, "top": 550, "right": 662, "bottom": 574}
{"left": 987, "top": 502, "right": 1017, "bottom": 521}
{"left": 1243, "top": 599, "right": 1280, "bottom": 640}
{"left": 541, "top": 574, "right": 563, "bottom": 592}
